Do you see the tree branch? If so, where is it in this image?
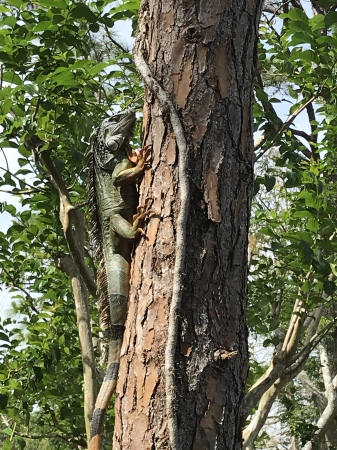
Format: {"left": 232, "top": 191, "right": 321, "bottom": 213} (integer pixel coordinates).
{"left": 0, "top": 166, "right": 47, "bottom": 192}
{"left": 297, "top": 370, "right": 327, "bottom": 412}
{"left": 244, "top": 293, "right": 306, "bottom": 418}
{"left": 256, "top": 93, "right": 320, "bottom": 161}
{"left": 0, "top": 262, "right": 40, "bottom": 315}
{"left": 303, "top": 344, "right": 337, "bottom": 449}
{"left": 0, "top": 413, "right": 86, "bottom": 448}
{"left": 25, "top": 139, "right": 97, "bottom": 299}
{"left": 243, "top": 375, "right": 289, "bottom": 449}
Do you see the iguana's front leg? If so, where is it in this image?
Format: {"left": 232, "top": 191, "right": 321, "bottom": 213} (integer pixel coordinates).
{"left": 110, "top": 203, "right": 152, "bottom": 240}
{"left": 113, "top": 144, "right": 151, "bottom": 186}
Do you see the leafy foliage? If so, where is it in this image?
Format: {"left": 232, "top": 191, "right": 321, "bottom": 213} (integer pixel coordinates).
{"left": 248, "top": 1, "right": 337, "bottom": 447}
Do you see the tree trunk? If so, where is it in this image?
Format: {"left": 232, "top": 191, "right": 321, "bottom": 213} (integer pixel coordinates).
{"left": 113, "top": 0, "right": 262, "bottom": 448}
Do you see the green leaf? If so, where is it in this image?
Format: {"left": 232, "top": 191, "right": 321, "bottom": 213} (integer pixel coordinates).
{"left": 312, "top": 254, "right": 330, "bottom": 276}
{"left": 299, "top": 50, "right": 319, "bottom": 64}
{"left": 39, "top": 0, "right": 68, "bottom": 7}
{"left": 324, "top": 11, "right": 337, "bottom": 28}
{"left": 309, "top": 14, "right": 325, "bottom": 31}
{"left": 70, "top": 4, "right": 97, "bottom": 23}
{"left": 297, "top": 191, "right": 322, "bottom": 210}
{"left": 33, "top": 366, "right": 43, "bottom": 381}
{"left": 298, "top": 240, "right": 314, "bottom": 264}
{"left": 2, "top": 72, "right": 23, "bottom": 85}
{"left": 288, "top": 32, "right": 316, "bottom": 47}
{"left": 256, "top": 88, "right": 269, "bottom": 103}
{"left": 34, "top": 21, "right": 58, "bottom": 32}
{"left": 292, "top": 210, "right": 314, "bottom": 219}
{"left": 88, "top": 61, "right": 110, "bottom": 75}
{"left": 0, "top": 332, "right": 9, "bottom": 342}
{"left": 264, "top": 175, "right": 276, "bottom": 192}
{"left": 288, "top": 20, "right": 312, "bottom": 35}
{"left": 288, "top": 7, "right": 308, "bottom": 22}
{"left": 331, "top": 264, "right": 337, "bottom": 277}
{"left": 1, "top": 15, "right": 16, "bottom": 27}
{"left": 0, "top": 394, "right": 8, "bottom": 409}
{"left": 323, "top": 280, "right": 335, "bottom": 295}
{"left": 6, "top": 0, "right": 22, "bottom": 7}
{"left": 90, "top": 22, "right": 100, "bottom": 32}
{"left": 306, "top": 217, "right": 319, "bottom": 232}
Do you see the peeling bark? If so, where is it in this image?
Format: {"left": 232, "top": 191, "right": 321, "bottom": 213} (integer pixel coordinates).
{"left": 113, "top": 0, "right": 262, "bottom": 448}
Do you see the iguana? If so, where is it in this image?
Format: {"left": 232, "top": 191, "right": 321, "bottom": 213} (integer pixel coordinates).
{"left": 87, "top": 109, "right": 150, "bottom": 450}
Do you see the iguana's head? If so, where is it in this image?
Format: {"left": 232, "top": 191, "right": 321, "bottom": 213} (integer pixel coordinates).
{"left": 99, "top": 109, "right": 137, "bottom": 151}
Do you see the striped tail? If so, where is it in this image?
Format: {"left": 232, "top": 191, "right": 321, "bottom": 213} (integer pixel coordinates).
{"left": 89, "top": 361, "right": 118, "bottom": 449}
{"left": 89, "top": 253, "right": 129, "bottom": 450}
{"left": 89, "top": 319, "right": 125, "bottom": 450}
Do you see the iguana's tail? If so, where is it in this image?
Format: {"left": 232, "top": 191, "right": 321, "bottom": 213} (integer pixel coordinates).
{"left": 89, "top": 335, "right": 122, "bottom": 450}
{"left": 89, "top": 309, "right": 126, "bottom": 449}
{"left": 89, "top": 254, "right": 129, "bottom": 449}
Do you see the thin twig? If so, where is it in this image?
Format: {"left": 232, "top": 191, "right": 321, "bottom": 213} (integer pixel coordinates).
{"left": 1, "top": 413, "right": 85, "bottom": 447}
{"left": 25, "top": 137, "right": 96, "bottom": 298}
{"left": 0, "top": 188, "right": 41, "bottom": 195}
{"left": 286, "top": 319, "right": 336, "bottom": 375}
{"left": 104, "top": 24, "right": 131, "bottom": 55}
{"left": 256, "top": 93, "right": 321, "bottom": 161}
{"left": 0, "top": 263, "right": 40, "bottom": 315}
{"left": 0, "top": 165, "right": 47, "bottom": 192}
{"left": 0, "top": 147, "right": 10, "bottom": 172}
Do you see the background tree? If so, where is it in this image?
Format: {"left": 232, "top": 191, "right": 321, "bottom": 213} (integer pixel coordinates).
{"left": 245, "top": 1, "right": 337, "bottom": 448}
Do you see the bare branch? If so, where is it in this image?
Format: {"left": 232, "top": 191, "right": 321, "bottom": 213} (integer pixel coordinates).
{"left": 39, "top": 149, "right": 97, "bottom": 298}
{"left": 286, "top": 320, "right": 335, "bottom": 375}
{"left": 0, "top": 166, "right": 47, "bottom": 192}
{"left": 243, "top": 376, "right": 289, "bottom": 449}
{"left": 319, "top": 343, "right": 333, "bottom": 393}
{"left": 256, "top": 93, "right": 320, "bottom": 161}
{"left": 297, "top": 371, "right": 326, "bottom": 412}
{"left": 0, "top": 263, "right": 40, "bottom": 315}
{"left": 244, "top": 294, "right": 306, "bottom": 418}
{"left": 0, "top": 187, "right": 41, "bottom": 195}
{"left": 24, "top": 137, "right": 96, "bottom": 298}
{"left": 0, "top": 413, "right": 86, "bottom": 448}
{"left": 103, "top": 25, "right": 132, "bottom": 55}
{"left": 303, "top": 344, "right": 337, "bottom": 449}
{"left": 289, "top": 128, "right": 312, "bottom": 142}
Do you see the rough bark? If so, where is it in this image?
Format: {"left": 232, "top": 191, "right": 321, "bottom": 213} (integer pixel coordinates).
{"left": 113, "top": 0, "right": 262, "bottom": 448}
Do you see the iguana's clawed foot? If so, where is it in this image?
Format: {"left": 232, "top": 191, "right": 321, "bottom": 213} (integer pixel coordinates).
{"left": 136, "top": 144, "right": 152, "bottom": 171}
{"left": 133, "top": 198, "right": 153, "bottom": 237}
{"left": 128, "top": 144, "right": 151, "bottom": 169}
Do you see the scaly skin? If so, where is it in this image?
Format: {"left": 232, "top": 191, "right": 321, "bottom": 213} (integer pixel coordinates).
{"left": 88, "top": 110, "right": 150, "bottom": 450}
